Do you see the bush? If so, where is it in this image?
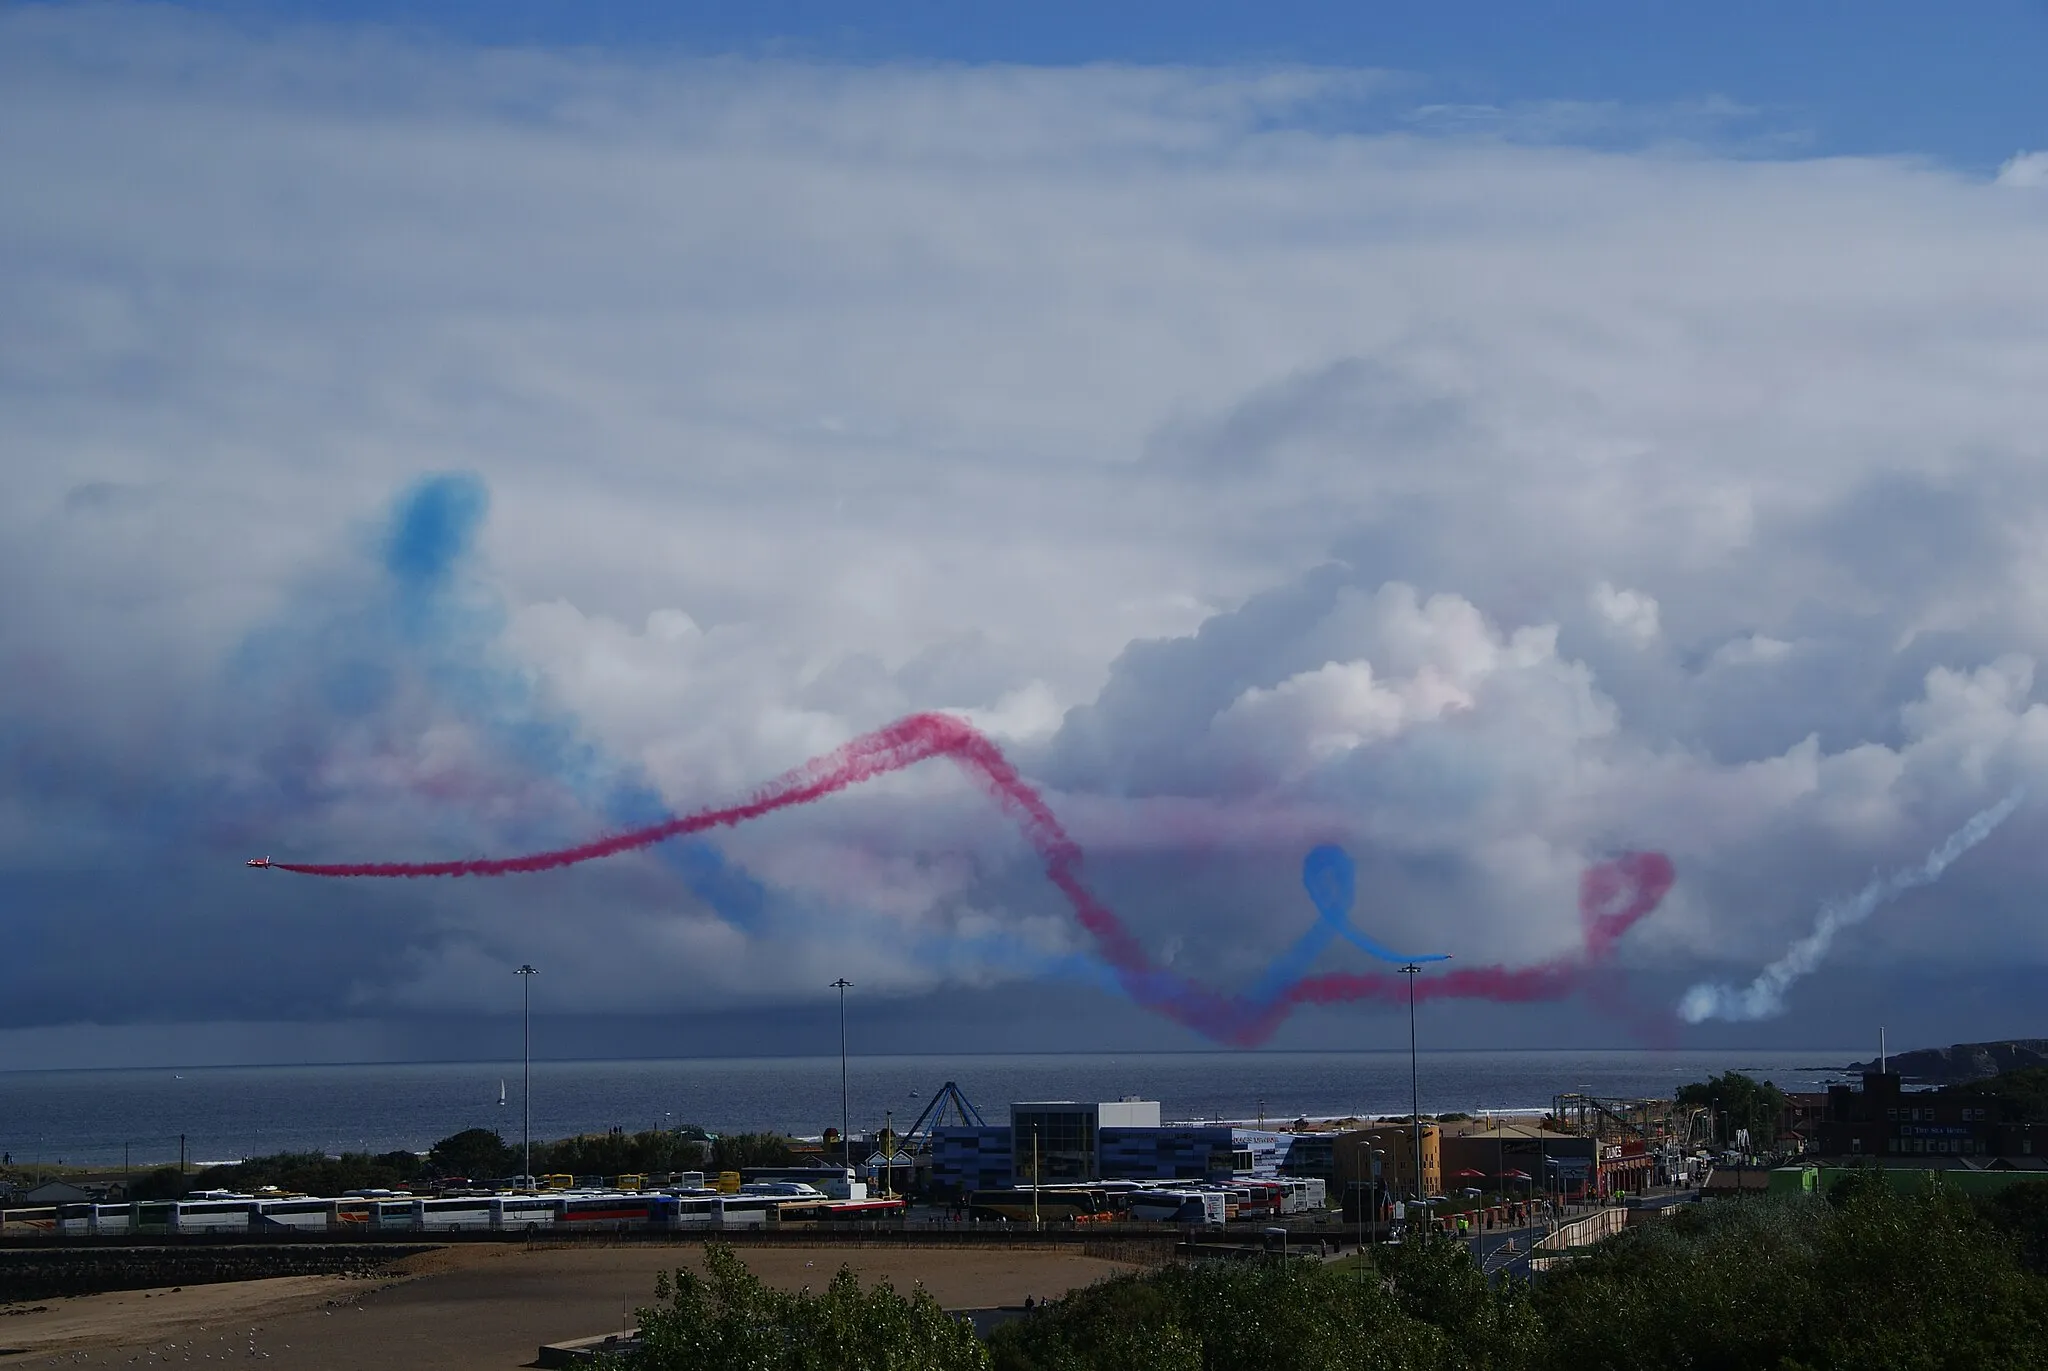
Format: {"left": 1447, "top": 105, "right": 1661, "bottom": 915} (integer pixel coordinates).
{"left": 625, "top": 1242, "right": 988, "bottom": 1371}
{"left": 534, "top": 1130, "right": 709, "bottom": 1178}
{"left": 708, "top": 1132, "right": 798, "bottom": 1173}
{"left": 165, "top": 1150, "right": 425, "bottom": 1198}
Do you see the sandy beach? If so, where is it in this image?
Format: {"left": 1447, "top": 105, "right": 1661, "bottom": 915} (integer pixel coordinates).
{"left": 0, "top": 1242, "right": 1134, "bottom": 1368}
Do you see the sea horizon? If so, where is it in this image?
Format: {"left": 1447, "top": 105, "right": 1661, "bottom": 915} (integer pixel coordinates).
{"left": 1, "top": 1048, "right": 1869, "bottom": 1171}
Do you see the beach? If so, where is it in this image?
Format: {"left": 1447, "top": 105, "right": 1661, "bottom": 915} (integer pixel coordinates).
{"left": 0, "top": 1241, "right": 1135, "bottom": 1367}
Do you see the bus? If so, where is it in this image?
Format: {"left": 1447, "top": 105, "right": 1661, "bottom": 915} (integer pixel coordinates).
{"left": 966, "top": 1188, "right": 1106, "bottom": 1224}
{"left": 491, "top": 1195, "right": 559, "bottom": 1232}
{"left": 415, "top": 1196, "right": 494, "bottom": 1232}
{"left": 373, "top": 1198, "right": 418, "bottom": 1231}
{"left": 706, "top": 1194, "right": 780, "bottom": 1229}
{"left": 0, "top": 1206, "right": 58, "bottom": 1236}
{"left": 779, "top": 1197, "right": 907, "bottom": 1225}
{"left": 558, "top": 1193, "right": 674, "bottom": 1232}
{"left": 1126, "top": 1190, "right": 1224, "bottom": 1226}
{"left": 51, "top": 1203, "right": 137, "bottom": 1236}
{"left": 330, "top": 1199, "right": 375, "bottom": 1229}
{"left": 255, "top": 1198, "right": 335, "bottom": 1231}
{"left": 128, "top": 1198, "right": 256, "bottom": 1234}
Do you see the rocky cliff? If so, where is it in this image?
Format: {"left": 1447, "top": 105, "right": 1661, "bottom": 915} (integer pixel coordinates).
{"left": 1847, "top": 1040, "right": 2048, "bottom": 1082}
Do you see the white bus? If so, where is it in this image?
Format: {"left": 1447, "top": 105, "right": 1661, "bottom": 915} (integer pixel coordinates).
{"left": 0, "top": 1206, "right": 58, "bottom": 1236}
{"left": 1126, "top": 1190, "right": 1226, "bottom": 1226}
{"left": 132, "top": 1197, "right": 256, "bottom": 1234}
{"left": 491, "top": 1195, "right": 559, "bottom": 1232}
{"left": 373, "top": 1198, "right": 419, "bottom": 1231}
{"left": 711, "top": 1194, "right": 781, "bottom": 1229}
{"left": 414, "top": 1196, "right": 494, "bottom": 1232}
{"left": 255, "top": 1198, "right": 334, "bottom": 1231}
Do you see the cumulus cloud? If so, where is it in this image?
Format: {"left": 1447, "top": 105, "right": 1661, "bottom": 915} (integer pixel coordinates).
{"left": 1998, "top": 151, "right": 2048, "bottom": 188}
{"left": 1591, "top": 582, "right": 1661, "bottom": 647}
{"left": 4, "top": 8, "right": 2048, "bottom": 1054}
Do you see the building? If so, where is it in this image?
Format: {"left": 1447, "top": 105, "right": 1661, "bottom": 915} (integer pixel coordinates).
{"left": 1098, "top": 1124, "right": 1233, "bottom": 1182}
{"left": 1009, "top": 1099, "right": 1161, "bottom": 1181}
{"left": 932, "top": 1102, "right": 1294, "bottom": 1192}
{"left": 1436, "top": 1122, "right": 1600, "bottom": 1196}
{"left": 1333, "top": 1124, "right": 1440, "bottom": 1202}
{"left": 1817, "top": 1071, "right": 2042, "bottom": 1162}
{"left": 929, "top": 1126, "right": 1012, "bottom": 1195}
{"left": 1777, "top": 1092, "right": 1830, "bottom": 1153}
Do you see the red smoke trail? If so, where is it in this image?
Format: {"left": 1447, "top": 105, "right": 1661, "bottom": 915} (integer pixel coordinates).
{"left": 268, "top": 712, "right": 1674, "bottom": 1046}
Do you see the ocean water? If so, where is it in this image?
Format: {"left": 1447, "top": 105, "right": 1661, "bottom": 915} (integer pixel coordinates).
{"left": 0, "top": 1049, "right": 1860, "bottom": 1170}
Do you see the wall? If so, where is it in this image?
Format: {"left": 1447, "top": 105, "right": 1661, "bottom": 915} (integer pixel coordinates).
{"left": 0, "top": 1245, "right": 430, "bottom": 1303}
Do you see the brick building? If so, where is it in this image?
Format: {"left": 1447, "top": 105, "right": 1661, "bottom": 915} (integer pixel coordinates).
{"left": 1816, "top": 1071, "right": 2043, "bottom": 1162}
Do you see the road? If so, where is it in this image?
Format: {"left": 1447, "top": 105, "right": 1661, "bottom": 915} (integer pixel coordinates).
{"left": 1464, "top": 1222, "right": 1548, "bottom": 1280}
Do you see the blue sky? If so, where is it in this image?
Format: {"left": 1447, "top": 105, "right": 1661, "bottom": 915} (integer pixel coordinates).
{"left": 174, "top": 0, "right": 2048, "bottom": 170}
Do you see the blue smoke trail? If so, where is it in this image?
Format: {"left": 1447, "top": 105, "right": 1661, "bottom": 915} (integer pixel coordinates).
{"left": 266, "top": 476, "right": 1479, "bottom": 1002}
{"left": 1244, "top": 844, "right": 1449, "bottom": 1003}
{"left": 282, "top": 474, "right": 1102, "bottom": 983}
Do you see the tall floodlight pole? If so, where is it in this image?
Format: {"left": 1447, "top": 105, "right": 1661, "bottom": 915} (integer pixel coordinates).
{"left": 1401, "top": 962, "right": 1424, "bottom": 1201}
{"left": 831, "top": 978, "right": 854, "bottom": 1173}
{"left": 516, "top": 965, "right": 538, "bottom": 1185}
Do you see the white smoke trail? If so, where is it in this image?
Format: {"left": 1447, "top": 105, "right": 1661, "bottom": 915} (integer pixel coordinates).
{"left": 1678, "top": 787, "right": 2026, "bottom": 1024}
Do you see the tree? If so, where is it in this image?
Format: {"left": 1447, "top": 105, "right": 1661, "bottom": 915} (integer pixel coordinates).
{"left": 627, "top": 1243, "right": 988, "bottom": 1371}
{"left": 1981, "top": 1181, "right": 2048, "bottom": 1275}
{"left": 1675, "top": 1071, "right": 1787, "bottom": 1149}
{"left": 427, "top": 1127, "right": 514, "bottom": 1180}
{"left": 1946, "top": 1066, "right": 2048, "bottom": 1122}
{"left": 535, "top": 1130, "right": 708, "bottom": 1178}
{"left": 709, "top": 1132, "right": 797, "bottom": 1173}
{"left": 142, "top": 1150, "right": 425, "bottom": 1200}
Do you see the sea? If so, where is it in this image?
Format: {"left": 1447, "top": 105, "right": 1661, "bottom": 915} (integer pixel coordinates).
{"left": 0, "top": 1049, "right": 1862, "bottom": 1170}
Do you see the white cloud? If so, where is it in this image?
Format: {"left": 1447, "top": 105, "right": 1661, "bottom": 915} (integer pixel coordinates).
{"left": 1997, "top": 151, "right": 2048, "bottom": 188}
{"left": 1591, "top": 581, "right": 1661, "bottom": 647}
{"left": 5, "top": 9, "right": 2048, "bottom": 1038}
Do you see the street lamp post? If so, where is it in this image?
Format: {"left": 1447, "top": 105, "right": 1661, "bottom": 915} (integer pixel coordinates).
{"left": 831, "top": 978, "right": 853, "bottom": 1174}
{"left": 1401, "top": 962, "right": 1423, "bottom": 1202}
{"left": 516, "top": 965, "right": 538, "bottom": 1186}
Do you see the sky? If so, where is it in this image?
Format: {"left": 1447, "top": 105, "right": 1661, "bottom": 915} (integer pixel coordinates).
{"left": 3, "top": 1, "right": 2047, "bottom": 1069}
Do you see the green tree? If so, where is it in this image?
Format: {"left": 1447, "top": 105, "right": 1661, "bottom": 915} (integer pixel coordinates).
{"left": 535, "top": 1130, "right": 708, "bottom": 1178}
{"left": 709, "top": 1132, "right": 798, "bottom": 1173}
{"left": 125, "top": 1166, "right": 190, "bottom": 1201}
{"left": 1945, "top": 1066, "right": 2048, "bottom": 1122}
{"left": 1674, "top": 1071, "right": 1787, "bottom": 1149}
{"left": 134, "top": 1150, "right": 425, "bottom": 1199}
{"left": 427, "top": 1127, "right": 515, "bottom": 1180}
{"left": 627, "top": 1243, "right": 988, "bottom": 1371}
{"left": 1527, "top": 1187, "right": 2048, "bottom": 1371}
{"left": 1981, "top": 1180, "right": 2048, "bottom": 1274}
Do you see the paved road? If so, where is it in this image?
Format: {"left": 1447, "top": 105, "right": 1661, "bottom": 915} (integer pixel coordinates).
{"left": 1464, "top": 1223, "right": 1548, "bottom": 1281}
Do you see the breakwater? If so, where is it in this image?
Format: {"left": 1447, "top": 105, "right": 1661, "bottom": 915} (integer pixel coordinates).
{"left": 0, "top": 1243, "right": 431, "bottom": 1303}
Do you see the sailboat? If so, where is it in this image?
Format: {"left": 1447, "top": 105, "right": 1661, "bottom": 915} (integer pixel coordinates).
{"left": 498, "top": 1080, "right": 507, "bottom": 1107}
